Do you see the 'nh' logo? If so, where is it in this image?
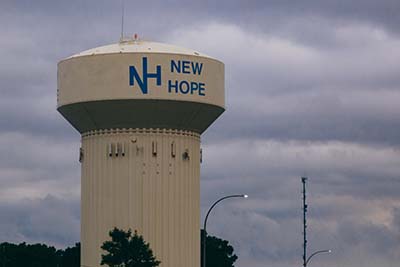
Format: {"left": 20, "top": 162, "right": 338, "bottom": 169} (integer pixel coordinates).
{"left": 129, "top": 57, "right": 162, "bottom": 94}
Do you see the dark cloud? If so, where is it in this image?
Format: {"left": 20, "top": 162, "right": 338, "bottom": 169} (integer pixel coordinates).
{"left": 165, "top": 23, "right": 400, "bottom": 147}
{"left": 199, "top": 138, "right": 400, "bottom": 266}
{"left": 0, "top": 195, "right": 79, "bottom": 247}
{"left": 1, "top": 1, "right": 400, "bottom": 267}
{"left": 201, "top": 180, "right": 400, "bottom": 267}
{"left": 392, "top": 208, "right": 400, "bottom": 233}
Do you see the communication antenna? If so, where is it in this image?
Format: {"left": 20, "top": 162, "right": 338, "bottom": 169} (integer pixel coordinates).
{"left": 302, "top": 177, "right": 308, "bottom": 267}
{"left": 120, "top": 0, "right": 125, "bottom": 41}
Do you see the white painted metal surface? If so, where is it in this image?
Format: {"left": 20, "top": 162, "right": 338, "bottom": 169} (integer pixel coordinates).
{"left": 81, "top": 129, "right": 200, "bottom": 267}
{"left": 68, "top": 40, "right": 211, "bottom": 58}
{"left": 57, "top": 40, "right": 225, "bottom": 267}
{"left": 58, "top": 41, "right": 224, "bottom": 108}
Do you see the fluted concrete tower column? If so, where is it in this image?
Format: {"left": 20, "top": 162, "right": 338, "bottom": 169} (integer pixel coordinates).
{"left": 57, "top": 38, "right": 225, "bottom": 267}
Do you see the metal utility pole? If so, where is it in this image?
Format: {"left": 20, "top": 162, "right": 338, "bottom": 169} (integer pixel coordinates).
{"left": 302, "top": 177, "right": 308, "bottom": 267}
{"left": 301, "top": 177, "right": 331, "bottom": 267}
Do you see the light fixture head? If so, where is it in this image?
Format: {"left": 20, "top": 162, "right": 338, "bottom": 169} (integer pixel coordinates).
{"left": 243, "top": 194, "right": 248, "bottom": 198}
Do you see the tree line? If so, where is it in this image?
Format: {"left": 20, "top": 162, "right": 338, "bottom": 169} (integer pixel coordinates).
{"left": 0, "top": 229, "right": 237, "bottom": 267}
{"left": 0, "top": 242, "right": 80, "bottom": 267}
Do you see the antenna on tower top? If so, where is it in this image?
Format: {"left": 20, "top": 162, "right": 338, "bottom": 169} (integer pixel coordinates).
{"left": 120, "top": 0, "right": 125, "bottom": 41}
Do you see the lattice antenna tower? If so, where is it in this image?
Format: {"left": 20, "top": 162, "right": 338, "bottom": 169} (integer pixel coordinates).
{"left": 302, "top": 177, "right": 308, "bottom": 267}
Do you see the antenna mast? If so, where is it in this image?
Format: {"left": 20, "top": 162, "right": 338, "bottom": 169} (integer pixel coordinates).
{"left": 120, "top": 0, "right": 125, "bottom": 41}
{"left": 302, "top": 177, "right": 308, "bottom": 267}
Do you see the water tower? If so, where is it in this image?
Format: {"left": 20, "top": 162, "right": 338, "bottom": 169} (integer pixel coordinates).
{"left": 57, "top": 37, "right": 224, "bottom": 267}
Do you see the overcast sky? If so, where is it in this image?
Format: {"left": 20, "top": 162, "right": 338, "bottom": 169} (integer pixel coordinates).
{"left": 1, "top": 1, "right": 400, "bottom": 267}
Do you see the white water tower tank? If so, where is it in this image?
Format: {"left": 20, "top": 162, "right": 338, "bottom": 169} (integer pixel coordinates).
{"left": 57, "top": 37, "right": 225, "bottom": 267}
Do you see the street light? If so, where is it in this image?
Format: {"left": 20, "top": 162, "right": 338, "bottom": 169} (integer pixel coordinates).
{"left": 202, "top": 194, "right": 248, "bottom": 267}
{"left": 305, "top": 249, "right": 331, "bottom": 266}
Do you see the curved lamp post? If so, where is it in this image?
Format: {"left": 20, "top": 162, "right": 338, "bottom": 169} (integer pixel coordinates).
{"left": 305, "top": 249, "right": 331, "bottom": 266}
{"left": 202, "top": 194, "right": 248, "bottom": 267}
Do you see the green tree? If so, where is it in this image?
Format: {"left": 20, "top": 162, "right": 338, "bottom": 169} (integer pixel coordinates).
{"left": 101, "top": 228, "right": 161, "bottom": 267}
{"left": 201, "top": 230, "right": 238, "bottom": 267}
{"left": 0, "top": 242, "right": 59, "bottom": 267}
{"left": 0, "top": 241, "right": 80, "bottom": 267}
{"left": 59, "top": 243, "right": 80, "bottom": 267}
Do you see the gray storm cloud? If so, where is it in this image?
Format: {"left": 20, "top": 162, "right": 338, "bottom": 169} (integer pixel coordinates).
{"left": 1, "top": 1, "right": 400, "bottom": 267}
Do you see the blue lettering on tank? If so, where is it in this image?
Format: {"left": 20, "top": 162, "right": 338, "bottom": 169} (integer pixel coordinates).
{"left": 129, "top": 57, "right": 161, "bottom": 94}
